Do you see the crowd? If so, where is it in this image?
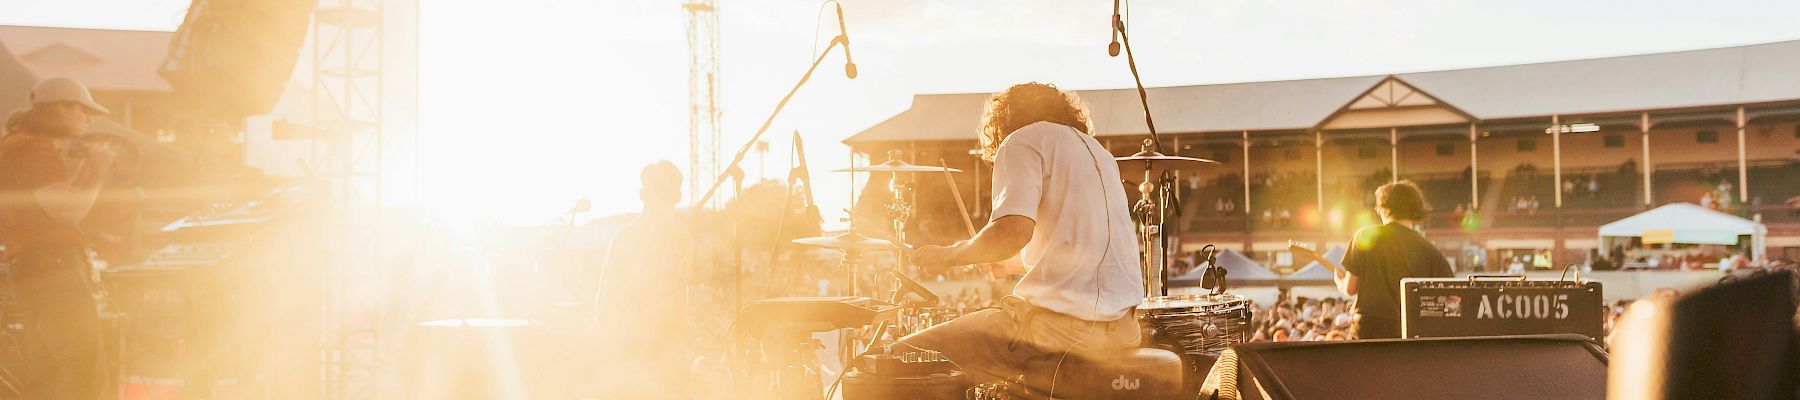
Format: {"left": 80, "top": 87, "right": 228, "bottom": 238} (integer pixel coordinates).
{"left": 1246, "top": 296, "right": 1358, "bottom": 342}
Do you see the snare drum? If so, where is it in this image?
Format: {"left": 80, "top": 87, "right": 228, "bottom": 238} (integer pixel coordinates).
{"left": 1137, "top": 294, "right": 1251, "bottom": 358}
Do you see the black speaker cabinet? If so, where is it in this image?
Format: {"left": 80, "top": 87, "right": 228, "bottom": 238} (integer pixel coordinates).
{"left": 1215, "top": 334, "right": 1607, "bottom": 400}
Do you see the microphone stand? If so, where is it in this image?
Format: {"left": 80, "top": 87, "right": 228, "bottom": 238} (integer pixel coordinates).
{"left": 1114, "top": 9, "right": 1177, "bottom": 295}
{"left": 692, "top": 35, "right": 851, "bottom": 209}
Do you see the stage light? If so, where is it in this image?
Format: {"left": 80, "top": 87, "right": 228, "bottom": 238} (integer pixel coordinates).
{"left": 1545, "top": 123, "right": 1600, "bottom": 134}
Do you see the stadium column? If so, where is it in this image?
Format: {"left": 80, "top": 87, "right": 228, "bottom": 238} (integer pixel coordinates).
{"left": 1242, "top": 131, "right": 1252, "bottom": 237}
{"left": 1552, "top": 114, "right": 1563, "bottom": 209}
{"left": 1470, "top": 123, "right": 1479, "bottom": 210}
{"left": 1737, "top": 106, "right": 1748, "bottom": 202}
{"left": 1390, "top": 127, "right": 1399, "bottom": 183}
{"left": 1552, "top": 114, "right": 1565, "bottom": 268}
{"left": 1315, "top": 130, "right": 1326, "bottom": 218}
{"left": 1642, "top": 112, "right": 1653, "bottom": 206}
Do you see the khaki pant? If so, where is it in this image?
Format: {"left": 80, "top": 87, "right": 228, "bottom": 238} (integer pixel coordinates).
{"left": 13, "top": 248, "right": 105, "bottom": 400}
{"left": 894, "top": 296, "right": 1140, "bottom": 385}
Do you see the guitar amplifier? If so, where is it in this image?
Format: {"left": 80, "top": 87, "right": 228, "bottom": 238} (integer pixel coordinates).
{"left": 1400, "top": 276, "right": 1604, "bottom": 342}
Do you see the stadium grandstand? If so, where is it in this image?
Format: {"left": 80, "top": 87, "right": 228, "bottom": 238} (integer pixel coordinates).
{"left": 846, "top": 39, "right": 1800, "bottom": 273}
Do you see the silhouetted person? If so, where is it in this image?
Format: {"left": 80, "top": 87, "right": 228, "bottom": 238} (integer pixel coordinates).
{"left": 593, "top": 161, "right": 693, "bottom": 396}
{"left": 1, "top": 77, "right": 115, "bottom": 399}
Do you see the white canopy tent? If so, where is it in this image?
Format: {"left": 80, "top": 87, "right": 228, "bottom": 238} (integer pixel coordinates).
{"left": 1597, "top": 203, "right": 1767, "bottom": 260}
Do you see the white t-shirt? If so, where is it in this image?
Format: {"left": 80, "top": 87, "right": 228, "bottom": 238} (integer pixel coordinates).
{"left": 989, "top": 122, "right": 1144, "bottom": 321}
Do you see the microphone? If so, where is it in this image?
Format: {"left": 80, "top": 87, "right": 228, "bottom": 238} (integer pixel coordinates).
{"left": 571, "top": 198, "right": 591, "bottom": 214}
{"left": 1107, "top": 0, "right": 1121, "bottom": 57}
{"left": 835, "top": 3, "right": 858, "bottom": 79}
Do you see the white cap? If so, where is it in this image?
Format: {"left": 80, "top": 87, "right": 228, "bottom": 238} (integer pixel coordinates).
{"left": 30, "top": 77, "right": 109, "bottom": 115}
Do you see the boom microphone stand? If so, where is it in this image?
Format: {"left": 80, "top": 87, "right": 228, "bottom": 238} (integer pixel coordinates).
{"left": 692, "top": 23, "right": 854, "bottom": 209}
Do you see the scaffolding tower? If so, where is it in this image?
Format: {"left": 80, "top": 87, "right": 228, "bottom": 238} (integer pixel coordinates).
{"left": 684, "top": 0, "right": 721, "bottom": 208}
{"left": 312, "top": 0, "right": 385, "bottom": 398}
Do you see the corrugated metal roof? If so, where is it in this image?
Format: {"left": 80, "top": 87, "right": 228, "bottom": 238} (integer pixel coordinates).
{"left": 1396, "top": 39, "right": 1800, "bottom": 120}
{"left": 846, "top": 76, "right": 1382, "bottom": 143}
{"left": 0, "top": 25, "right": 174, "bottom": 92}
{"left": 848, "top": 39, "right": 1800, "bottom": 144}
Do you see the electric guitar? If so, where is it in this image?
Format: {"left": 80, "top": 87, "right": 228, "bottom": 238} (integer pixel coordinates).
{"left": 1287, "top": 240, "right": 1345, "bottom": 273}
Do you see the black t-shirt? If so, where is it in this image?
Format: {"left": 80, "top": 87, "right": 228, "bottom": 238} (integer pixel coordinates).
{"left": 1341, "top": 222, "right": 1453, "bottom": 332}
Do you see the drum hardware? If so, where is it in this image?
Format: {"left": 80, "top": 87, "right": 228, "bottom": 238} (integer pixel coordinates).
{"left": 792, "top": 233, "right": 897, "bottom": 297}
{"left": 764, "top": 333, "right": 828, "bottom": 400}
{"left": 791, "top": 232, "right": 898, "bottom": 251}
{"left": 1139, "top": 294, "right": 1252, "bottom": 359}
{"left": 1117, "top": 140, "right": 1217, "bottom": 298}
{"left": 841, "top": 349, "right": 967, "bottom": 400}
{"left": 737, "top": 296, "right": 900, "bottom": 334}
{"left": 893, "top": 306, "right": 981, "bottom": 337}
{"left": 1194, "top": 245, "right": 1227, "bottom": 295}
{"left": 828, "top": 153, "right": 963, "bottom": 173}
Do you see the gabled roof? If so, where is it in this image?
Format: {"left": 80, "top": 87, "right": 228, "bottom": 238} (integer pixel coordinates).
{"left": 847, "top": 39, "right": 1800, "bottom": 145}
{"left": 0, "top": 25, "right": 174, "bottom": 92}
{"left": 0, "top": 39, "right": 39, "bottom": 116}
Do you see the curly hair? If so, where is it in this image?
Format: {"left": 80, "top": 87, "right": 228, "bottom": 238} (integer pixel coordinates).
{"left": 1375, "top": 180, "right": 1429, "bottom": 221}
{"left": 977, "top": 82, "right": 1092, "bottom": 163}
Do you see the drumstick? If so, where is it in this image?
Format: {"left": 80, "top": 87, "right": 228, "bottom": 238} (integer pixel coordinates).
{"left": 939, "top": 159, "right": 994, "bottom": 279}
{"left": 938, "top": 158, "right": 978, "bottom": 237}
{"left": 845, "top": 206, "right": 913, "bottom": 251}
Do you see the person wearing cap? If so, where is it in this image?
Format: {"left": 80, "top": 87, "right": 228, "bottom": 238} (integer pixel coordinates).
{"left": 1, "top": 77, "right": 115, "bottom": 398}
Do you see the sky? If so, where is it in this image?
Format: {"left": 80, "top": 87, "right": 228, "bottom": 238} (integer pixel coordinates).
{"left": 6, "top": 0, "right": 1800, "bottom": 227}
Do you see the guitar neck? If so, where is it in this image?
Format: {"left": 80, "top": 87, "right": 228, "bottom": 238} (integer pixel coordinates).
{"left": 1300, "top": 252, "right": 1341, "bottom": 272}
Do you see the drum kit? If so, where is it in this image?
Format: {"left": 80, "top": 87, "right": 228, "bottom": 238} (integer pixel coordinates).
{"left": 756, "top": 142, "right": 1250, "bottom": 398}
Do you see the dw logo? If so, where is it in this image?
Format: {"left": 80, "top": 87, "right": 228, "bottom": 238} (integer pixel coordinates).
{"left": 1111, "top": 375, "right": 1140, "bottom": 391}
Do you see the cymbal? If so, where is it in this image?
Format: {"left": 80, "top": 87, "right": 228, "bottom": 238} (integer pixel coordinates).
{"left": 832, "top": 159, "right": 961, "bottom": 173}
{"left": 1116, "top": 150, "right": 1217, "bottom": 176}
{"left": 792, "top": 231, "right": 898, "bottom": 251}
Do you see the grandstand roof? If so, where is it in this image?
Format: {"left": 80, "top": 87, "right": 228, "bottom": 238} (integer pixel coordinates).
{"left": 848, "top": 39, "right": 1800, "bottom": 144}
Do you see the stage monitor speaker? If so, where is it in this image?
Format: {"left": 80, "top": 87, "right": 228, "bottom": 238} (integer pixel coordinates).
{"left": 1210, "top": 334, "right": 1607, "bottom": 400}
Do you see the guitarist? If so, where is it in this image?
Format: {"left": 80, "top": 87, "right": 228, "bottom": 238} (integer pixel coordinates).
{"left": 1290, "top": 181, "right": 1451, "bottom": 339}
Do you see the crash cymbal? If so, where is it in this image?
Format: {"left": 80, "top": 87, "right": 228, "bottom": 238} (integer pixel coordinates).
{"left": 1115, "top": 150, "right": 1217, "bottom": 176}
{"left": 832, "top": 159, "right": 962, "bottom": 173}
{"left": 792, "top": 231, "right": 898, "bottom": 251}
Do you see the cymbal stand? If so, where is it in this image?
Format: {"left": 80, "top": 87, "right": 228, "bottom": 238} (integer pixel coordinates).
{"left": 836, "top": 249, "right": 866, "bottom": 297}
{"left": 875, "top": 150, "right": 931, "bottom": 304}
{"left": 1130, "top": 139, "right": 1179, "bottom": 297}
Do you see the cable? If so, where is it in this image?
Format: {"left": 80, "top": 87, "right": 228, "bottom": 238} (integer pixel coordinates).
{"left": 1051, "top": 126, "right": 1116, "bottom": 399}
{"left": 825, "top": 319, "right": 894, "bottom": 400}
{"left": 1114, "top": 0, "right": 1161, "bottom": 149}
{"left": 810, "top": 1, "right": 842, "bottom": 62}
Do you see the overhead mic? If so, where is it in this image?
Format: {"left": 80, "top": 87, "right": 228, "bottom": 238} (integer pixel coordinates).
{"left": 835, "top": 3, "right": 858, "bottom": 79}
{"left": 1108, "top": 0, "right": 1121, "bottom": 57}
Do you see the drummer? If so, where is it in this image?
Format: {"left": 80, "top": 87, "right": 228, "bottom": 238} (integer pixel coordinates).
{"left": 905, "top": 82, "right": 1144, "bottom": 384}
